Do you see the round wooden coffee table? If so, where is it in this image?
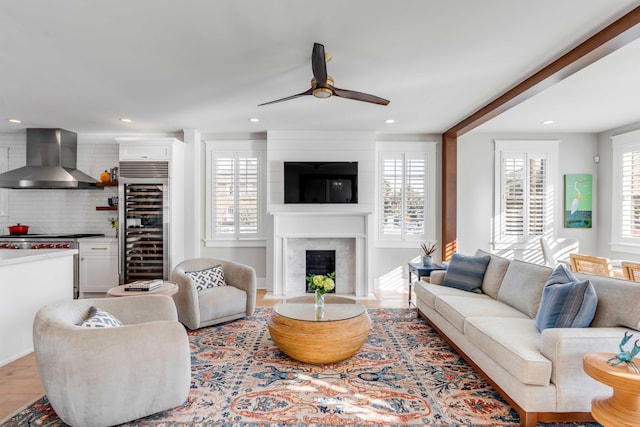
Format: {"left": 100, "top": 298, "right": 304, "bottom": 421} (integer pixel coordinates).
{"left": 107, "top": 281, "right": 179, "bottom": 297}
{"left": 583, "top": 352, "right": 640, "bottom": 427}
{"left": 267, "top": 297, "right": 371, "bottom": 364}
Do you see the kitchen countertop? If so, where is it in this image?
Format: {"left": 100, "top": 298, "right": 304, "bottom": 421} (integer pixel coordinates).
{"left": 0, "top": 249, "right": 78, "bottom": 267}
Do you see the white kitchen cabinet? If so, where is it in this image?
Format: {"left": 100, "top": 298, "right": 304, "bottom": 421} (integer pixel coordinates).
{"left": 79, "top": 238, "right": 118, "bottom": 297}
{"left": 117, "top": 139, "right": 175, "bottom": 161}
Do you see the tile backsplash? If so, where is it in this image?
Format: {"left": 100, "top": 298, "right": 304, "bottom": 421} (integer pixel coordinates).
{"left": 0, "top": 133, "right": 119, "bottom": 236}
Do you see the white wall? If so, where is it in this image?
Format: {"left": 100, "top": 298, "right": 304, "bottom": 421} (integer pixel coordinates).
{"left": 597, "top": 120, "right": 640, "bottom": 261}
{"left": 0, "top": 133, "right": 120, "bottom": 236}
{"left": 266, "top": 131, "right": 376, "bottom": 213}
{"left": 199, "top": 131, "right": 442, "bottom": 292}
{"left": 458, "top": 132, "right": 599, "bottom": 260}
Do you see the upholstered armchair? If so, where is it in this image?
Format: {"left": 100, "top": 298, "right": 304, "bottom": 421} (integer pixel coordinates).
{"left": 171, "top": 257, "right": 256, "bottom": 330}
{"left": 33, "top": 295, "right": 191, "bottom": 427}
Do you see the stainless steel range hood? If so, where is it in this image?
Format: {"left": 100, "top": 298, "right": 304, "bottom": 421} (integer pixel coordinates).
{"left": 0, "top": 128, "right": 101, "bottom": 189}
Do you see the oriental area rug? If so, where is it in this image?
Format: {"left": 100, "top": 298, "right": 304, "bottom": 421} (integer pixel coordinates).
{"left": 4, "top": 308, "right": 600, "bottom": 427}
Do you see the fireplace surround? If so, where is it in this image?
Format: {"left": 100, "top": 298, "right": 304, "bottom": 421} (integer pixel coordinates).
{"left": 270, "top": 212, "right": 372, "bottom": 297}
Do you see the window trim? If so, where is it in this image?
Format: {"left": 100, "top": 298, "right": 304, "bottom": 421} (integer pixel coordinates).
{"left": 493, "top": 140, "right": 559, "bottom": 250}
{"left": 376, "top": 141, "right": 437, "bottom": 248}
{"left": 611, "top": 129, "right": 640, "bottom": 254}
{"left": 204, "top": 140, "right": 266, "bottom": 246}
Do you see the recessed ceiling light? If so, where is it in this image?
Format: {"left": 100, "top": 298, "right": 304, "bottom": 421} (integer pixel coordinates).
{"left": 542, "top": 120, "right": 554, "bottom": 125}
{"left": 8, "top": 119, "right": 21, "bottom": 124}
{"left": 384, "top": 119, "right": 395, "bottom": 124}
{"left": 120, "top": 118, "right": 132, "bottom": 123}
{"left": 249, "top": 118, "right": 260, "bottom": 123}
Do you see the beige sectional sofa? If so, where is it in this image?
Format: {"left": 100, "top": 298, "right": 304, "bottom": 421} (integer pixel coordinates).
{"left": 414, "top": 250, "right": 640, "bottom": 427}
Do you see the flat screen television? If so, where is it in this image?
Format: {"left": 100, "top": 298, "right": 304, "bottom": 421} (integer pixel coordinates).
{"left": 284, "top": 161, "right": 358, "bottom": 204}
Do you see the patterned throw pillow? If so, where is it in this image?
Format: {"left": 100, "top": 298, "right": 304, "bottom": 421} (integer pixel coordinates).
{"left": 442, "top": 253, "right": 491, "bottom": 293}
{"left": 186, "top": 265, "right": 226, "bottom": 291}
{"left": 79, "top": 306, "right": 123, "bottom": 328}
{"left": 535, "top": 264, "right": 598, "bottom": 331}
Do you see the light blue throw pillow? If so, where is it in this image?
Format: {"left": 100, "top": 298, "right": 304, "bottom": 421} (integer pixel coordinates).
{"left": 535, "top": 264, "right": 598, "bottom": 332}
{"left": 442, "top": 253, "right": 491, "bottom": 293}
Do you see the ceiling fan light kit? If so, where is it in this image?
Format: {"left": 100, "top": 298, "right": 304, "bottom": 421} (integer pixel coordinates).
{"left": 259, "top": 43, "right": 389, "bottom": 106}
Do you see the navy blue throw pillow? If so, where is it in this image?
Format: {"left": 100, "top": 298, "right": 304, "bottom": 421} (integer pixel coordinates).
{"left": 442, "top": 253, "right": 491, "bottom": 293}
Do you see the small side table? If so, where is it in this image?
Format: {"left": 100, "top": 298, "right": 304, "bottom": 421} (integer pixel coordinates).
{"left": 407, "top": 262, "right": 447, "bottom": 307}
{"left": 583, "top": 352, "right": 640, "bottom": 427}
{"left": 107, "top": 281, "right": 179, "bottom": 297}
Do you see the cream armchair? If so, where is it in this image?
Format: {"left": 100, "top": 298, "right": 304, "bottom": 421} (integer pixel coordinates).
{"left": 171, "top": 257, "right": 256, "bottom": 330}
{"left": 33, "top": 295, "right": 191, "bottom": 427}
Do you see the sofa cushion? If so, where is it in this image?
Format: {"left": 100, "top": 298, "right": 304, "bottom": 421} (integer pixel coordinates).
{"left": 475, "top": 249, "right": 510, "bottom": 299}
{"left": 415, "top": 280, "right": 487, "bottom": 310}
{"left": 497, "top": 260, "right": 553, "bottom": 318}
{"left": 535, "top": 265, "right": 598, "bottom": 331}
{"left": 465, "top": 317, "right": 552, "bottom": 386}
{"left": 435, "top": 295, "right": 528, "bottom": 333}
{"left": 442, "top": 253, "right": 491, "bottom": 293}
{"left": 198, "top": 285, "right": 247, "bottom": 321}
{"left": 577, "top": 273, "right": 640, "bottom": 330}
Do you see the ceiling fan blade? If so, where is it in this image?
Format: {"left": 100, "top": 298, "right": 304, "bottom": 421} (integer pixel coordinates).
{"left": 312, "top": 43, "right": 328, "bottom": 85}
{"left": 332, "top": 86, "right": 390, "bottom": 106}
{"left": 258, "top": 88, "right": 314, "bottom": 106}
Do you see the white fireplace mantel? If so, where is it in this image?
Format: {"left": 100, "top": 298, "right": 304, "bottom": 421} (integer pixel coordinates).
{"left": 271, "top": 211, "right": 373, "bottom": 297}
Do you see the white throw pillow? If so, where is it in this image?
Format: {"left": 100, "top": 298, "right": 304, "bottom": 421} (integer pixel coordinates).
{"left": 186, "top": 265, "right": 227, "bottom": 291}
{"left": 79, "top": 306, "right": 123, "bottom": 328}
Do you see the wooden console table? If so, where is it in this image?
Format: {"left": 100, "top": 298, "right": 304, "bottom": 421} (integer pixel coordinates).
{"left": 583, "top": 352, "right": 640, "bottom": 427}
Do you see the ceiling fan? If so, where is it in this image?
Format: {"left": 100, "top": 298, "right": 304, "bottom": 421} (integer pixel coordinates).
{"left": 258, "top": 43, "right": 390, "bottom": 106}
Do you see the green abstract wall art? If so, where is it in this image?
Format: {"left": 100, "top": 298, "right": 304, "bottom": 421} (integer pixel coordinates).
{"left": 564, "top": 174, "right": 592, "bottom": 228}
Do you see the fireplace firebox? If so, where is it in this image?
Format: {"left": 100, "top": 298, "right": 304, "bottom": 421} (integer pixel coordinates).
{"left": 305, "top": 250, "right": 336, "bottom": 293}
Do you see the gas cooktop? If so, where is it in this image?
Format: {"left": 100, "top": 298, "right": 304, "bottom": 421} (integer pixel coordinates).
{"left": 0, "top": 233, "right": 105, "bottom": 239}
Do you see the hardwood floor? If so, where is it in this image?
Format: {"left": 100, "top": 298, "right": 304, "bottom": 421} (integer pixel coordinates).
{"left": 0, "top": 288, "right": 409, "bottom": 421}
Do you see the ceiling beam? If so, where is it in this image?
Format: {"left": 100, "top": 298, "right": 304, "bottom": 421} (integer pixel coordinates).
{"left": 439, "top": 5, "right": 640, "bottom": 260}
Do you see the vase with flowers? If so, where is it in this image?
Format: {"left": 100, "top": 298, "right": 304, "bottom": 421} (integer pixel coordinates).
{"left": 306, "top": 272, "right": 336, "bottom": 310}
{"left": 420, "top": 241, "right": 437, "bottom": 266}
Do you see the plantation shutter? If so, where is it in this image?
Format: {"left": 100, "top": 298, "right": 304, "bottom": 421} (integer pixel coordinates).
{"left": 405, "top": 156, "right": 425, "bottom": 236}
{"left": 621, "top": 150, "right": 640, "bottom": 239}
{"left": 502, "top": 154, "right": 525, "bottom": 237}
{"left": 528, "top": 157, "right": 546, "bottom": 237}
{"left": 213, "top": 152, "right": 260, "bottom": 238}
{"left": 499, "top": 152, "right": 548, "bottom": 243}
{"left": 380, "top": 153, "right": 426, "bottom": 240}
{"left": 382, "top": 156, "right": 403, "bottom": 236}
{"left": 237, "top": 156, "right": 259, "bottom": 235}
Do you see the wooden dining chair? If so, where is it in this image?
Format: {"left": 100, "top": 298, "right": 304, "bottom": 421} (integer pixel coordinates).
{"left": 570, "top": 253, "right": 614, "bottom": 277}
{"left": 621, "top": 261, "right": 640, "bottom": 282}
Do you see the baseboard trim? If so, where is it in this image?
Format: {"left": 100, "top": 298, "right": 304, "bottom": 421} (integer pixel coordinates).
{"left": 416, "top": 309, "right": 595, "bottom": 427}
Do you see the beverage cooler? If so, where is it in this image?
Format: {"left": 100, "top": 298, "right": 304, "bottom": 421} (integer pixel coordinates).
{"left": 120, "top": 183, "right": 168, "bottom": 282}
{"left": 118, "top": 162, "right": 170, "bottom": 283}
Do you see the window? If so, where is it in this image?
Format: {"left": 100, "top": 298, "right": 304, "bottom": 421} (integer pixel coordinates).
{"left": 377, "top": 141, "right": 436, "bottom": 245}
{"left": 611, "top": 129, "right": 640, "bottom": 253}
{"left": 205, "top": 141, "right": 264, "bottom": 243}
{"left": 494, "top": 141, "right": 558, "bottom": 248}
